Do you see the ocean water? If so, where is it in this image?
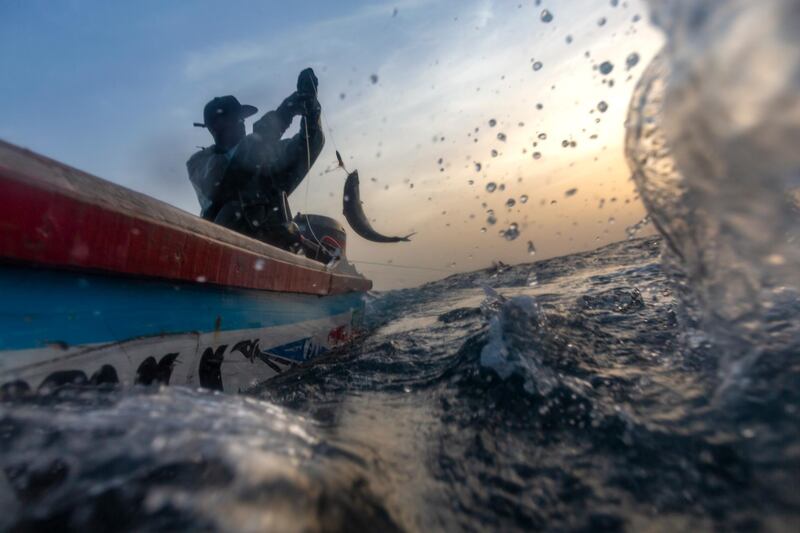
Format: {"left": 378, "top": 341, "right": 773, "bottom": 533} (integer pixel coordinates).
{"left": 1, "top": 237, "right": 798, "bottom": 532}
{"left": 2, "top": 0, "right": 800, "bottom": 530}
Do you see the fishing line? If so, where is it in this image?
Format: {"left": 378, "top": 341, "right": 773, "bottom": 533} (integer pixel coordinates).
{"left": 349, "top": 260, "right": 452, "bottom": 273}
{"left": 303, "top": 117, "right": 312, "bottom": 210}
{"left": 302, "top": 77, "right": 346, "bottom": 212}
{"left": 300, "top": 72, "right": 350, "bottom": 253}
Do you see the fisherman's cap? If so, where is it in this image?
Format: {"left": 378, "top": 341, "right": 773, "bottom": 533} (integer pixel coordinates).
{"left": 198, "top": 95, "right": 258, "bottom": 128}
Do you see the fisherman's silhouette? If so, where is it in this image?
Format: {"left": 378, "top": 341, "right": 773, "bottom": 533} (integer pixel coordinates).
{"left": 187, "top": 68, "right": 324, "bottom": 253}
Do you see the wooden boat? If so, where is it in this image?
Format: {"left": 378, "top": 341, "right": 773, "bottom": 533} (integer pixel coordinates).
{"left": 0, "top": 140, "right": 371, "bottom": 394}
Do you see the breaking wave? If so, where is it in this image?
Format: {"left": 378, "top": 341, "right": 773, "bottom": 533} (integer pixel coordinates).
{"left": 626, "top": 0, "right": 800, "bottom": 387}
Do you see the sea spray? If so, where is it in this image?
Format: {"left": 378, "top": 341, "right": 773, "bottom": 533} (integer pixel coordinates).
{"left": 626, "top": 0, "right": 800, "bottom": 392}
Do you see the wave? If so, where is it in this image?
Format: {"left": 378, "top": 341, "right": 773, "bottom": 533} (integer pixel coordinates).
{"left": 627, "top": 0, "right": 800, "bottom": 393}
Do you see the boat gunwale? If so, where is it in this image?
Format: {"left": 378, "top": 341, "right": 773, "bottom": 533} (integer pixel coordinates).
{"left": 0, "top": 139, "right": 372, "bottom": 295}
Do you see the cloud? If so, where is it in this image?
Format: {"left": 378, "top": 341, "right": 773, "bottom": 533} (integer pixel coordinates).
{"left": 184, "top": 42, "right": 267, "bottom": 80}
{"left": 182, "top": 0, "right": 436, "bottom": 81}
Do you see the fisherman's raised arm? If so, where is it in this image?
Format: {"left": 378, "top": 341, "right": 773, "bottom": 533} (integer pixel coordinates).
{"left": 271, "top": 100, "right": 324, "bottom": 195}
{"left": 241, "top": 69, "right": 321, "bottom": 195}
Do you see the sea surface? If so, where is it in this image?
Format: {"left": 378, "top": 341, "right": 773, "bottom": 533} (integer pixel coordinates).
{"left": 3, "top": 0, "right": 800, "bottom": 530}
{"left": 1, "top": 236, "right": 798, "bottom": 532}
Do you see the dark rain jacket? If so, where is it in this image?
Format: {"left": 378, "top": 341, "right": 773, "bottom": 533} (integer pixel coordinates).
{"left": 186, "top": 107, "right": 324, "bottom": 231}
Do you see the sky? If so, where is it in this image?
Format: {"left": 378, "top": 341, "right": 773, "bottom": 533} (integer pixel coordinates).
{"left": 0, "top": 0, "right": 663, "bottom": 289}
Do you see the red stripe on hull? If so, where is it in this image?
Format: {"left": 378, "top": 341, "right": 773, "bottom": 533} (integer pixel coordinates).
{"left": 0, "top": 140, "right": 371, "bottom": 295}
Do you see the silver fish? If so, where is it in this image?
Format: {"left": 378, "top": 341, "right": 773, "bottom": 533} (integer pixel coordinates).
{"left": 342, "top": 170, "right": 414, "bottom": 243}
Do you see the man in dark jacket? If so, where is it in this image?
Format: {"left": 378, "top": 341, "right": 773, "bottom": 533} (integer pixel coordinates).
{"left": 186, "top": 68, "right": 324, "bottom": 248}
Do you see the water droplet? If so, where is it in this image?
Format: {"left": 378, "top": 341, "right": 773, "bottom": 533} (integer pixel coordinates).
{"left": 480, "top": 227, "right": 487, "bottom": 233}
{"left": 626, "top": 52, "right": 640, "bottom": 70}
{"left": 537, "top": 132, "right": 547, "bottom": 140}
{"left": 254, "top": 259, "right": 266, "bottom": 271}
{"left": 506, "top": 198, "right": 516, "bottom": 208}
{"left": 564, "top": 188, "right": 578, "bottom": 197}
{"left": 496, "top": 132, "right": 507, "bottom": 142}
{"left": 599, "top": 61, "right": 614, "bottom": 75}
{"left": 527, "top": 240, "right": 537, "bottom": 255}
{"left": 488, "top": 118, "right": 497, "bottom": 127}
{"left": 520, "top": 194, "right": 529, "bottom": 204}
{"left": 339, "top": 92, "right": 346, "bottom": 100}
{"left": 597, "top": 101, "right": 608, "bottom": 113}
{"left": 533, "top": 152, "right": 542, "bottom": 160}
{"left": 486, "top": 212, "right": 497, "bottom": 225}
{"left": 502, "top": 223, "right": 520, "bottom": 241}
{"left": 196, "top": 275, "right": 207, "bottom": 283}
{"left": 526, "top": 272, "right": 539, "bottom": 286}
{"left": 565, "top": 35, "right": 573, "bottom": 44}
{"left": 491, "top": 149, "right": 498, "bottom": 157}
{"left": 562, "top": 140, "right": 569, "bottom": 147}
{"left": 540, "top": 9, "right": 553, "bottom": 23}
{"left": 597, "top": 17, "right": 606, "bottom": 26}
{"left": 370, "top": 74, "right": 379, "bottom": 84}
{"left": 499, "top": 184, "right": 505, "bottom": 191}
{"left": 532, "top": 61, "right": 543, "bottom": 71}
{"left": 766, "top": 254, "right": 786, "bottom": 266}
{"left": 536, "top": 103, "right": 544, "bottom": 110}
{"left": 486, "top": 182, "right": 497, "bottom": 193}
{"left": 475, "top": 162, "right": 482, "bottom": 172}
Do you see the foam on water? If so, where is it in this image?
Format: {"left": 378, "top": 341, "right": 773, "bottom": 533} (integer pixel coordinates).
{"left": 1, "top": 236, "right": 798, "bottom": 530}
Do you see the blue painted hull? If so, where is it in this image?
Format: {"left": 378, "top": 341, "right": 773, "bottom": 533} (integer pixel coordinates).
{"left": 0, "top": 266, "right": 366, "bottom": 393}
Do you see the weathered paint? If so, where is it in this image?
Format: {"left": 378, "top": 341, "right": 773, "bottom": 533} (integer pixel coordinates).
{"left": 0, "top": 266, "right": 364, "bottom": 393}
{"left": 0, "top": 140, "right": 372, "bottom": 393}
{"left": 0, "top": 139, "right": 371, "bottom": 295}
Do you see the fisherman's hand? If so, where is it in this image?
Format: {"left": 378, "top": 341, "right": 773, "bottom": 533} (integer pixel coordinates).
{"left": 278, "top": 91, "right": 320, "bottom": 120}
{"left": 297, "top": 68, "right": 318, "bottom": 96}
{"left": 297, "top": 91, "right": 321, "bottom": 121}
{"left": 277, "top": 92, "right": 304, "bottom": 121}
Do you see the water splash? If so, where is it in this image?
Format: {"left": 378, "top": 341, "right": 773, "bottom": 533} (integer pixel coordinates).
{"left": 626, "top": 0, "right": 800, "bottom": 390}
{"left": 479, "top": 296, "right": 555, "bottom": 395}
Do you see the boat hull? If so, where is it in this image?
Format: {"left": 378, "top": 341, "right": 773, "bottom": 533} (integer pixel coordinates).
{"left": 0, "top": 139, "right": 372, "bottom": 394}
{"left": 0, "top": 265, "right": 365, "bottom": 394}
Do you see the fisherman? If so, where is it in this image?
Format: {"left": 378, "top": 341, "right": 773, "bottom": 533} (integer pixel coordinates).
{"left": 186, "top": 68, "right": 324, "bottom": 250}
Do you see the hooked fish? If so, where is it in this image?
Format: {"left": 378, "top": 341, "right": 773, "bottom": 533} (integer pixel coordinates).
{"left": 342, "top": 170, "right": 414, "bottom": 243}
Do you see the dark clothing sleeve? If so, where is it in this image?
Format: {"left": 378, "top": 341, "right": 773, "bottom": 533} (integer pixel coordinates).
{"left": 251, "top": 109, "right": 325, "bottom": 196}
{"left": 186, "top": 148, "right": 230, "bottom": 220}
{"left": 273, "top": 115, "right": 325, "bottom": 195}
